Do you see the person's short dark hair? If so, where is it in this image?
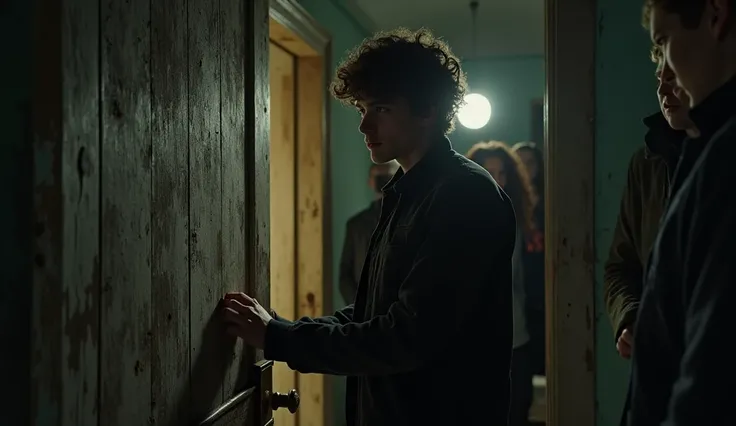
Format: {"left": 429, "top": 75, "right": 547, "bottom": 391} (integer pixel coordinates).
{"left": 641, "top": 0, "right": 727, "bottom": 30}
{"left": 330, "top": 28, "right": 468, "bottom": 135}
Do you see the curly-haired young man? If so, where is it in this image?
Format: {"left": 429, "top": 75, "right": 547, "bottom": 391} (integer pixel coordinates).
{"left": 221, "top": 28, "right": 517, "bottom": 425}
{"left": 628, "top": 1, "right": 736, "bottom": 425}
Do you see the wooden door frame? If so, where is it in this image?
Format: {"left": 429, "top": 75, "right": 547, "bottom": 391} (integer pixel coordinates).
{"left": 268, "top": 1, "right": 334, "bottom": 424}
{"left": 545, "top": 0, "right": 596, "bottom": 425}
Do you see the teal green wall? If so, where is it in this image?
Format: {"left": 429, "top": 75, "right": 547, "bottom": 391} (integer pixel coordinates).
{"left": 452, "top": 55, "right": 545, "bottom": 155}
{"left": 595, "top": 1, "right": 658, "bottom": 425}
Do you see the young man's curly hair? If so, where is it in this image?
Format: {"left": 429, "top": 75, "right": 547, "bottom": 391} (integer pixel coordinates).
{"left": 330, "top": 28, "right": 468, "bottom": 135}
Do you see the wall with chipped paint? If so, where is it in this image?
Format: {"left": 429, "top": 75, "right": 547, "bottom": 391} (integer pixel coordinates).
{"left": 0, "top": 0, "right": 33, "bottom": 424}
{"left": 595, "top": 1, "right": 658, "bottom": 425}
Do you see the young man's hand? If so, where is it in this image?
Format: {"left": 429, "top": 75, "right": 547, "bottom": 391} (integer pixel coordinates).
{"left": 616, "top": 327, "right": 634, "bottom": 359}
{"left": 221, "top": 292, "right": 273, "bottom": 349}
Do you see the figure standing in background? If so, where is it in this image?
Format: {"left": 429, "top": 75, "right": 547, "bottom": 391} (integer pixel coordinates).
{"left": 338, "top": 161, "right": 399, "bottom": 305}
{"left": 511, "top": 141, "right": 546, "bottom": 376}
{"left": 468, "top": 141, "right": 536, "bottom": 426}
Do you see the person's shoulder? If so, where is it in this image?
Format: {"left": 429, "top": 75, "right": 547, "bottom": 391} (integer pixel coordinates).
{"left": 434, "top": 153, "right": 513, "bottom": 214}
{"left": 445, "top": 152, "right": 505, "bottom": 192}
{"left": 706, "top": 114, "right": 736, "bottom": 161}
{"left": 692, "top": 117, "right": 736, "bottom": 197}
{"left": 629, "top": 146, "right": 648, "bottom": 166}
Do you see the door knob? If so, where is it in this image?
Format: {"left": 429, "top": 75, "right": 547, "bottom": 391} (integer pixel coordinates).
{"left": 270, "top": 389, "right": 300, "bottom": 413}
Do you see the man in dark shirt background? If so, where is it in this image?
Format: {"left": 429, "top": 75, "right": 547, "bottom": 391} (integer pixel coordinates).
{"left": 338, "top": 161, "right": 398, "bottom": 305}
{"left": 221, "top": 28, "right": 517, "bottom": 426}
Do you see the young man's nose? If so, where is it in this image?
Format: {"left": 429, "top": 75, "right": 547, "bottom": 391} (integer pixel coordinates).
{"left": 359, "top": 115, "right": 374, "bottom": 134}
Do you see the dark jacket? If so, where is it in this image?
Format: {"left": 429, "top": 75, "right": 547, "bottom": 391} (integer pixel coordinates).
{"left": 339, "top": 200, "right": 380, "bottom": 304}
{"left": 603, "top": 112, "right": 683, "bottom": 339}
{"left": 265, "top": 138, "right": 517, "bottom": 426}
{"left": 629, "top": 76, "right": 736, "bottom": 426}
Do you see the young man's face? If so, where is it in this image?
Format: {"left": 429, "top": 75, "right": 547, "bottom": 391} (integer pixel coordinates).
{"left": 356, "top": 97, "right": 427, "bottom": 165}
{"left": 656, "top": 59, "right": 692, "bottom": 130}
{"left": 649, "top": 0, "right": 733, "bottom": 106}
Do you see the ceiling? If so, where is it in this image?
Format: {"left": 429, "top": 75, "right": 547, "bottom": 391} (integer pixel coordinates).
{"left": 344, "top": 0, "right": 545, "bottom": 58}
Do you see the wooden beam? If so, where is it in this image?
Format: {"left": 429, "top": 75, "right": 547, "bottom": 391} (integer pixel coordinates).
{"left": 545, "top": 0, "right": 597, "bottom": 424}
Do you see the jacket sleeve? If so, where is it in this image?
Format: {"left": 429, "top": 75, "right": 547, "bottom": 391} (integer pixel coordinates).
{"left": 271, "top": 305, "right": 354, "bottom": 326}
{"left": 263, "top": 176, "right": 515, "bottom": 376}
{"left": 662, "top": 154, "right": 735, "bottom": 426}
{"left": 603, "top": 150, "right": 645, "bottom": 341}
{"left": 338, "top": 220, "right": 359, "bottom": 304}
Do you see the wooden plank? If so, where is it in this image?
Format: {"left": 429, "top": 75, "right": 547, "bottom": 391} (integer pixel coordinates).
{"left": 268, "top": 41, "right": 297, "bottom": 426}
{"left": 268, "top": 42, "right": 296, "bottom": 324}
{"left": 296, "top": 55, "right": 325, "bottom": 426}
{"left": 545, "top": 0, "right": 596, "bottom": 424}
{"left": 99, "top": 0, "right": 153, "bottom": 421}
{"left": 151, "top": 0, "right": 190, "bottom": 423}
{"left": 245, "top": 0, "right": 271, "bottom": 353}
{"left": 60, "top": 0, "right": 101, "bottom": 422}
{"left": 221, "top": 0, "right": 249, "bottom": 399}
{"left": 188, "top": 0, "right": 225, "bottom": 418}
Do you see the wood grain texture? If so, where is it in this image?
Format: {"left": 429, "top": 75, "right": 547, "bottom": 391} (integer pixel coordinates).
{"left": 151, "top": 0, "right": 191, "bottom": 423}
{"left": 60, "top": 0, "right": 101, "bottom": 422}
{"left": 99, "top": 0, "right": 153, "bottom": 421}
{"left": 188, "top": 0, "right": 228, "bottom": 418}
{"left": 268, "top": 41, "right": 297, "bottom": 426}
{"left": 245, "top": 0, "right": 271, "bottom": 340}
{"left": 220, "top": 0, "right": 250, "bottom": 399}
{"left": 296, "top": 55, "right": 325, "bottom": 426}
{"left": 545, "top": 0, "right": 596, "bottom": 424}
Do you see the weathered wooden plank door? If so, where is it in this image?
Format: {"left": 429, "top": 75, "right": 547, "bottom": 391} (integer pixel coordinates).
{"left": 29, "top": 0, "right": 286, "bottom": 424}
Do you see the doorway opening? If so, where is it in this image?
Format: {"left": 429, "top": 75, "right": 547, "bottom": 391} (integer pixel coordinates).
{"left": 268, "top": 2, "right": 332, "bottom": 425}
